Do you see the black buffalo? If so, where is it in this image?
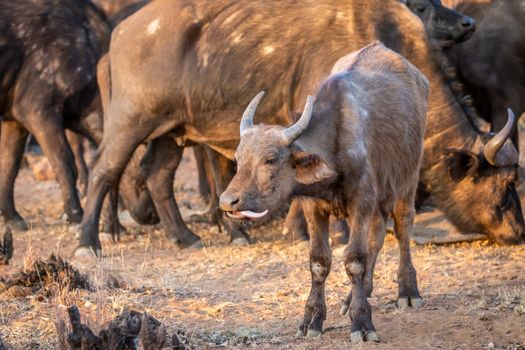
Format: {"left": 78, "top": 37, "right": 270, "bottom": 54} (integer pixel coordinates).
{"left": 0, "top": 0, "right": 110, "bottom": 229}
{"left": 440, "top": 0, "right": 525, "bottom": 147}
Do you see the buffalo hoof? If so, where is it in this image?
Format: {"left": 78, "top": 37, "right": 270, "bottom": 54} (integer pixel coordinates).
{"left": 365, "top": 331, "right": 380, "bottom": 342}
{"left": 339, "top": 303, "right": 349, "bottom": 316}
{"left": 5, "top": 218, "right": 29, "bottom": 231}
{"left": 73, "top": 246, "right": 100, "bottom": 258}
{"left": 282, "top": 227, "right": 290, "bottom": 236}
{"left": 350, "top": 331, "right": 363, "bottom": 343}
{"left": 61, "top": 210, "right": 83, "bottom": 225}
{"left": 398, "top": 297, "right": 424, "bottom": 310}
{"left": 231, "top": 237, "right": 249, "bottom": 246}
{"left": 306, "top": 329, "right": 321, "bottom": 338}
{"left": 411, "top": 297, "right": 424, "bottom": 309}
{"left": 186, "top": 240, "right": 203, "bottom": 250}
{"left": 295, "top": 329, "right": 304, "bottom": 337}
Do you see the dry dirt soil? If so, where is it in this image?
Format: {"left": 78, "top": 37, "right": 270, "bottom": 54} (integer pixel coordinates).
{"left": 0, "top": 150, "right": 524, "bottom": 349}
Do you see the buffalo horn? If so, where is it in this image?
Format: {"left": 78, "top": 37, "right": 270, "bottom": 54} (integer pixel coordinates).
{"left": 282, "top": 95, "right": 315, "bottom": 143}
{"left": 240, "top": 91, "right": 265, "bottom": 136}
{"left": 483, "top": 109, "right": 516, "bottom": 166}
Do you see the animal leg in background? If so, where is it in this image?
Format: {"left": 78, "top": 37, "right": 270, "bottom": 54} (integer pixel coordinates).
{"left": 193, "top": 145, "right": 211, "bottom": 204}
{"left": 77, "top": 120, "right": 152, "bottom": 256}
{"left": 204, "top": 146, "right": 251, "bottom": 245}
{"left": 393, "top": 193, "right": 423, "bottom": 309}
{"left": 283, "top": 200, "right": 309, "bottom": 241}
{"left": 0, "top": 120, "right": 29, "bottom": 230}
{"left": 142, "top": 137, "right": 202, "bottom": 247}
{"left": 66, "top": 130, "right": 89, "bottom": 197}
{"left": 26, "top": 112, "right": 83, "bottom": 224}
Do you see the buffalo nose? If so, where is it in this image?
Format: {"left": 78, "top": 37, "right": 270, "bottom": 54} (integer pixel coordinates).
{"left": 219, "top": 192, "right": 240, "bottom": 212}
{"left": 460, "top": 16, "right": 475, "bottom": 29}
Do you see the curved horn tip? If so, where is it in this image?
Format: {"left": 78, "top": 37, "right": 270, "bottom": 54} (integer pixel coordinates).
{"left": 483, "top": 108, "right": 517, "bottom": 166}
{"left": 240, "top": 91, "right": 266, "bottom": 136}
{"left": 281, "top": 95, "right": 315, "bottom": 143}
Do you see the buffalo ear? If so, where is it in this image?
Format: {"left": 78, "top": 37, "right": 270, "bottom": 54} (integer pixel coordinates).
{"left": 292, "top": 150, "right": 336, "bottom": 185}
{"left": 445, "top": 149, "right": 480, "bottom": 182}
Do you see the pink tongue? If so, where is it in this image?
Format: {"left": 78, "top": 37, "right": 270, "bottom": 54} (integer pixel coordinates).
{"left": 227, "top": 210, "right": 269, "bottom": 219}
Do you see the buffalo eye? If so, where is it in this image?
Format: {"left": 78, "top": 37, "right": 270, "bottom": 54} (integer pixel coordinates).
{"left": 265, "top": 158, "right": 277, "bottom": 165}
{"left": 416, "top": 5, "right": 426, "bottom": 12}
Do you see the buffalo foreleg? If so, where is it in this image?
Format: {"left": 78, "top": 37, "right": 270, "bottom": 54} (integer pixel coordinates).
{"left": 339, "top": 209, "right": 386, "bottom": 316}
{"left": 296, "top": 199, "right": 331, "bottom": 337}
{"left": 77, "top": 126, "right": 148, "bottom": 256}
{"left": 0, "top": 120, "right": 29, "bottom": 230}
{"left": 143, "top": 137, "right": 202, "bottom": 248}
{"left": 393, "top": 196, "right": 422, "bottom": 309}
{"left": 344, "top": 196, "right": 378, "bottom": 343}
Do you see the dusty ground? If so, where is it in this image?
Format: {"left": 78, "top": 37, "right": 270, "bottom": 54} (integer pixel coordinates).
{"left": 0, "top": 150, "right": 524, "bottom": 349}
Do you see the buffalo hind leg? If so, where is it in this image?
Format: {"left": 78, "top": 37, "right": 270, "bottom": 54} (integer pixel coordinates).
{"left": 66, "top": 130, "right": 89, "bottom": 197}
{"left": 77, "top": 128, "right": 149, "bottom": 256}
{"left": 344, "top": 197, "right": 378, "bottom": 343}
{"left": 29, "top": 118, "right": 83, "bottom": 224}
{"left": 339, "top": 210, "right": 386, "bottom": 316}
{"left": 393, "top": 195, "right": 422, "bottom": 309}
{"left": 205, "top": 146, "right": 250, "bottom": 245}
{"left": 143, "top": 137, "right": 201, "bottom": 248}
{"left": 0, "top": 120, "right": 29, "bottom": 230}
{"left": 193, "top": 146, "right": 211, "bottom": 204}
{"left": 296, "top": 200, "right": 331, "bottom": 337}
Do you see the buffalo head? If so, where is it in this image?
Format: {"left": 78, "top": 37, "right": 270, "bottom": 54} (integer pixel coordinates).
{"left": 118, "top": 145, "right": 160, "bottom": 225}
{"left": 220, "top": 92, "right": 332, "bottom": 219}
{"left": 402, "top": 0, "right": 475, "bottom": 47}
{"left": 428, "top": 110, "right": 524, "bottom": 244}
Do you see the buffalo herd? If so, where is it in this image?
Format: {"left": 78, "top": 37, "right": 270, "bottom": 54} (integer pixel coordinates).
{"left": 0, "top": 0, "right": 523, "bottom": 344}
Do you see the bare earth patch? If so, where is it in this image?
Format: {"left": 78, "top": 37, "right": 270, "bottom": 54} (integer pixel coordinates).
{"left": 1, "top": 150, "right": 524, "bottom": 349}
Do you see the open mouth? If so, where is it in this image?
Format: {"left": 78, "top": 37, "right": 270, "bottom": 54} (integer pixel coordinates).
{"left": 226, "top": 210, "right": 269, "bottom": 220}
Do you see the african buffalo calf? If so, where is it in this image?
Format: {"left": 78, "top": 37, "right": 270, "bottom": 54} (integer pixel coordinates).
{"left": 220, "top": 42, "right": 429, "bottom": 342}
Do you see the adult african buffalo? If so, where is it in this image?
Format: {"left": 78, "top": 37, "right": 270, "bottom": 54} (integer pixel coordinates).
{"left": 220, "top": 41, "right": 428, "bottom": 343}
{"left": 111, "top": 0, "right": 479, "bottom": 247}
{"left": 438, "top": 0, "right": 525, "bottom": 146}
{"left": 0, "top": 0, "right": 110, "bottom": 229}
{"left": 76, "top": 0, "right": 523, "bottom": 256}
{"left": 402, "top": 0, "right": 475, "bottom": 47}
